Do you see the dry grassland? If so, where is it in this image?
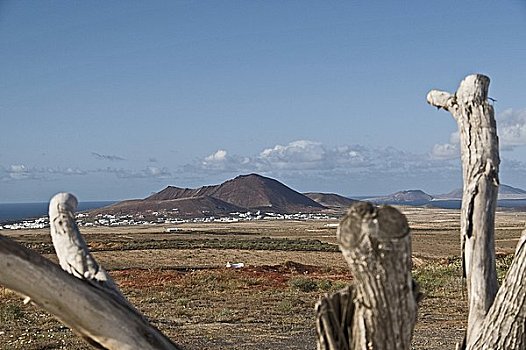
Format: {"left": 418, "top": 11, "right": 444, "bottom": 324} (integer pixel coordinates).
{"left": 1, "top": 207, "right": 525, "bottom": 349}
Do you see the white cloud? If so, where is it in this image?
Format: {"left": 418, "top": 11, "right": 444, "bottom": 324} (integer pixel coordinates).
{"left": 146, "top": 166, "right": 170, "bottom": 177}
{"left": 7, "top": 164, "right": 31, "bottom": 180}
{"left": 204, "top": 149, "right": 228, "bottom": 163}
{"left": 261, "top": 140, "right": 325, "bottom": 162}
{"left": 449, "top": 131, "right": 460, "bottom": 145}
{"left": 430, "top": 143, "right": 459, "bottom": 160}
{"left": 10, "top": 164, "right": 26, "bottom": 172}
{"left": 497, "top": 108, "right": 526, "bottom": 148}
{"left": 200, "top": 149, "right": 253, "bottom": 172}
{"left": 258, "top": 140, "right": 329, "bottom": 170}
{"left": 0, "top": 164, "right": 88, "bottom": 181}
{"left": 97, "top": 166, "right": 171, "bottom": 179}
{"left": 433, "top": 108, "right": 526, "bottom": 156}
{"left": 430, "top": 129, "right": 460, "bottom": 160}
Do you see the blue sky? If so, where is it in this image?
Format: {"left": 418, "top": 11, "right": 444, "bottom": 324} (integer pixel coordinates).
{"left": 1, "top": 1, "right": 526, "bottom": 202}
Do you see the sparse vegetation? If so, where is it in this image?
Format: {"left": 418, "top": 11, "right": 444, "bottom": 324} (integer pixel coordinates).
{"left": 0, "top": 303, "right": 24, "bottom": 323}
{"left": 19, "top": 236, "right": 338, "bottom": 255}
{"left": 289, "top": 277, "right": 318, "bottom": 292}
{"left": 413, "top": 258, "right": 463, "bottom": 298}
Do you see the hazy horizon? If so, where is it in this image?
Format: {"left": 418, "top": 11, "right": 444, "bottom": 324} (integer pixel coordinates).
{"left": 2, "top": 2, "right": 526, "bottom": 202}
{"left": 2, "top": 171, "right": 526, "bottom": 205}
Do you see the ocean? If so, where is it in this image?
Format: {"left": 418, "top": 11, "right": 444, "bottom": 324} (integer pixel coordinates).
{"left": 0, "top": 201, "right": 115, "bottom": 224}
{"left": 428, "top": 199, "right": 526, "bottom": 210}
{"left": 354, "top": 197, "right": 526, "bottom": 210}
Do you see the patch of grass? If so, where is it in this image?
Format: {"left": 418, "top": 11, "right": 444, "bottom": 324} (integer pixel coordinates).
{"left": 288, "top": 277, "right": 348, "bottom": 293}
{"left": 184, "top": 270, "right": 247, "bottom": 292}
{"left": 413, "top": 254, "right": 516, "bottom": 299}
{"left": 413, "top": 259, "right": 463, "bottom": 298}
{"left": 80, "top": 237, "right": 339, "bottom": 253}
{"left": 276, "top": 299, "right": 294, "bottom": 313}
{"left": 496, "top": 254, "right": 514, "bottom": 284}
{"left": 215, "top": 308, "right": 236, "bottom": 322}
{"left": 288, "top": 277, "right": 318, "bottom": 292}
{"left": 0, "top": 303, "right": 24, "bottom": 323}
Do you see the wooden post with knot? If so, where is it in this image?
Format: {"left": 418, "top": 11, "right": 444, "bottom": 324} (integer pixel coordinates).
{"left": 316, "top": 202, "right": 420, "bottom": 350}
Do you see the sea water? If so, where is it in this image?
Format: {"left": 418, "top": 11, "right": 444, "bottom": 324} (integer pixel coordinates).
{"left": 0, "top": 201, "right": 115, "bottom": 224}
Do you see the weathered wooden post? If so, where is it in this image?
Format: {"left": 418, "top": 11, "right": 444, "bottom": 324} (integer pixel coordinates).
{"left": 467, "top": 231, "right": 526, "bottom": 349}
{"left": 427, "top": 74, "right": 499, "bottom": 345}
{"left": 316, "top": 202, "right": 419, "bottom": 350}
{"left": 428, "top": 74, "right": 526, "bottom": 349}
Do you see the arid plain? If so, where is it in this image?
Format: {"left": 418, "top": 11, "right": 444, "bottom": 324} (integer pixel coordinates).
{"left": 1, "top": 206, "right": 525, "bottom": 349}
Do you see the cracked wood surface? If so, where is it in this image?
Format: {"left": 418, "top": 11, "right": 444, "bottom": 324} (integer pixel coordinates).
{"left": 316, "top": 202, "right": 418, "bottom": 349}
{"left": 467, "top": 230, "right": 526, "bottom": 349}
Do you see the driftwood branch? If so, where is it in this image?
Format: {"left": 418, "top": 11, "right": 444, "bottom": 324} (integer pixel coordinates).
{"left": 428, "top": 74, "right": 499, "bottom": 345}
{"left": 0, "top": 235, "right": 181, "bottom": 349}
{"left": 49, "top": 193, "right": 116, "bottom": 287}
{"left": 316, "top": 202, "right": 419, "bottom": 350}
{"left": 0, "top": 192, "right": 181, "bottom": 350}
{"left": 49, "top": 193, "right": 133, "bottom": 308}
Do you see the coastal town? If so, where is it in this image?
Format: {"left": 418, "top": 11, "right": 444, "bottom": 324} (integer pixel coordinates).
{"left": 0, "top": 210, "right": 339, "bottom": 231}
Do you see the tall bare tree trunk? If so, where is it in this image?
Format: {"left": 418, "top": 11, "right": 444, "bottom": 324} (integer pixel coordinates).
{"left": 427, "top": 74, "right": 499, "bottom": 345}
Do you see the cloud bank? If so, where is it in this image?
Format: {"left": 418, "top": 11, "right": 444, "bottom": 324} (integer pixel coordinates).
{"left": 200, "top": 139, "right": 459, "bottom": 179}
{"left": 431, "top": 108, "right": 526, "bottom": 158}
{"left": 4, "top": 131, "right": 526, "bottom": 198}
{"left": 0, "top": 164, "right": 87, "bottom": 181}
{"left": 498, "top": 108, "right": 526, "bottom": 149}
{"left": 96, "top": 166, "right": 172, "bottom": 179}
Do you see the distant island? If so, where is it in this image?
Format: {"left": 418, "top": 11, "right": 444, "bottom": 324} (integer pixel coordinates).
{"left": 364, "top": 184, "right": 526, "bottom": 208}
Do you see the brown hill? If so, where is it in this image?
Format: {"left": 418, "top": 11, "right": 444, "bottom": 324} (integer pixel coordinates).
{"left": 146, "top": 185, "right": 217, "bottom": 201}
{"left": 206, "top": 174, "right": 325, "bottom": 212}
{"left": 91, "top": 195, "right": 245, "bottom": 218}
{"left": 304, "top": 192, "right": 357, "bottom": 208}
{"left": 152, "top": 174, "right": 325, "bottom": 212}
{"left": 97, "top": 173, "right": 325, "bottom": 217}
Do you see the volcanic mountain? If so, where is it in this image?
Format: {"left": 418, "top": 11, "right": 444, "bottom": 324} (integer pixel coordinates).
{"left": 94, "top": 174, "right": 325, "bottom": 217}
{"left": 435, "top": 184, "right": 526, "bottom": 200}
{"left": 304, "top": 192, "right": 357, "bottom": 208}
{"left": 365, "top": 190, "right": 434, "bottom": 206}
